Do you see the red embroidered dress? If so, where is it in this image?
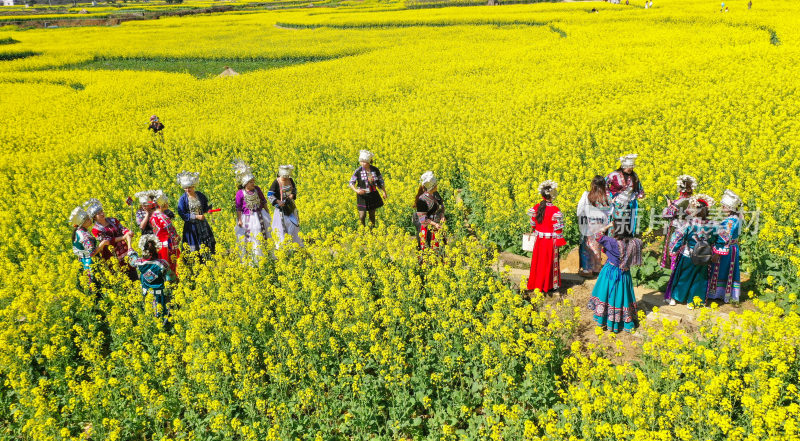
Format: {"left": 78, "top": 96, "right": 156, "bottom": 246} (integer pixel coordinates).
{"left": 526, "top": 201, "right": 567, "bottom": 293}
{"left": 92, "top": 217, "right": 131, "bottom": 263}
{"left": 149, "top": 211, "right": 180, "bottom": 273}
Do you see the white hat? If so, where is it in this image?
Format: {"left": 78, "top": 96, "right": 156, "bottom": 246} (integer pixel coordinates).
{"left": 720, "top": 189, "right": 742, "bottom": 211}
{"left": 138, "top": 234, "right": 162, "bottom": 251}
{"left": 537, "top": 180, "right": 558, "bottom": 197}
{"left": 83, "top": 198, "right": 103, "bottom": 219}
{"left": 69, "top": 206, "right": 90, "bottom": 227}
{"left": 232, "top": 159, "right": 255, "bottom": 187}
{"left": 278, "top": 165, "right": 294, "bottom": 178}
{"left": 177, "top": 171, "right": 200, "bottom": 189}
{"left": 619, "top": 154, "right": 638, "bottom": 169}
{"left": 359, "top": 150, "right": 374, "bottom": 163}
{"left": 676, "top": 175, "right": 698, "bottom": 193}
{"left": 420, "top": 171, "right": 437, "bottom": 190}
{"left": 689, "top": 193, "right": 715, "bottom": 208}
{"left": 135, "top": 190, "right": 156, "bottom": 205}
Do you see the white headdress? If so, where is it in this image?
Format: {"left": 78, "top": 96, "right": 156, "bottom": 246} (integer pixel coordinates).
{"left": 689, "top": 193, "right": 715, "bottom": 209}
{"left": 720, "top": 189, "right": 743, "bottom": 211}
{"left": 177, "top": 171, "right": 200, "bottom": 189}
{"left": 232, "top": 159, "right": 255, "bottom": 187}
{"left": 676, "top": 175, "right": 698, "bottom": 193}
{"left": 359, "top": 150, "right": 374, "bottom": 163}
{"left": 138, "top": 234, "right": 162, "bottom": 251}
{"left": 537, "top": 180, "right": 559, "bottom": 197}
{"left": 619, "top": 154, "right": 638, "bottom": 169}
{"left": 135, "top": 190, "right": 157, "bottom": 205}
{"left": 278, "top": 165, "right": 294, "bottom": 178}
{"left": 154, "top": 190, "right": 168, "bottom": 206}
{"left": 69, "top": 206, "right": 90, "bottom": 227}
{"left": 420, "top": 171, "right": 437, "bottom": 190}
{"left": 83, "top": 198, "right": 103, "bottom": 219}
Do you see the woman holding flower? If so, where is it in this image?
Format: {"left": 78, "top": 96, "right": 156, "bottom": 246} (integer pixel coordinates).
{"left": 526, "top": 180, "right": 567, "bottom": 293}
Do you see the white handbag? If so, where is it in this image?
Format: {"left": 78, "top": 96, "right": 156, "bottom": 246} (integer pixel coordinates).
{"left": 522, "top": 232, "right": 537, "bottom": 252}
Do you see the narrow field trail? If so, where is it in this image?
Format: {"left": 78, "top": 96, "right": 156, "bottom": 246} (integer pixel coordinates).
{"left": 494, "top": 248, "right": 755, "bottom": 361}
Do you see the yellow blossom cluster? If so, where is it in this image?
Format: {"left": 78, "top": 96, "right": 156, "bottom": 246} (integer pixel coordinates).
{"left": 0, "top": 0, "right": 799, "bottom": 437}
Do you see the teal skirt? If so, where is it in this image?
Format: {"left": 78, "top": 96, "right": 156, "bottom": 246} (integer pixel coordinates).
{"left": 665, "top": 254, "right": 708, "bottom": 304}
{"left": 587, "top": 263, "right": 638, "bottom": 332}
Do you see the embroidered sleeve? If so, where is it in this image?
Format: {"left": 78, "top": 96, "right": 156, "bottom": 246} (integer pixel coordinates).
{"left": 374, "top": 168, "right": 385, "bottom": 189}
{"left": 552, "top": 210, "right": 565, "bottom": 232}
{"left": 256, "top": 187, "right": 268, "bottom": 207}
{"left": 235, "top": 190, "right": 244, "bottom": 213}
{"left": 81, "top": 232, "right": 96, "bottom": 254}
{"left": 713, "top": 219, "right": 733, "bottom": 255}
{"left": 527, "top": 205, "right": 537, "bottom": 227}
{"left": 117, "top": 219, "right": 131, "bottom": 237}
{"left": 670, "top": 225, "right": 688, "bottom": 254}
{"left": 348, "top": 168, "right": 360, "bottom": 186}
{"left": 127, "top": 250, "right": 143, "bottom": 267}
{"left": 177, "top": 195, "right": 194, "bottom": 223}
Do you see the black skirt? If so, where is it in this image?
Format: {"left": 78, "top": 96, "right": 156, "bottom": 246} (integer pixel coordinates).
{"left": 357, "top": 191, "right": 384, "bottom": 211}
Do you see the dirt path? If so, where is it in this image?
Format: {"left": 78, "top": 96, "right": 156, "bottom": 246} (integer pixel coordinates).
{"left": 495, "top": 248, "right": 754, "bottom": 362}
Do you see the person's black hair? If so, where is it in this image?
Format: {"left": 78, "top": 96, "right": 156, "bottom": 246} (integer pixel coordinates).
{"left": 535, "top": 188, "right": 553, "bottom": 224}
{"left": 143, "top": 241, "right": 158, "bottom": 260}
{"left": 616, "top": 167, "right": 640, "bottom": 193}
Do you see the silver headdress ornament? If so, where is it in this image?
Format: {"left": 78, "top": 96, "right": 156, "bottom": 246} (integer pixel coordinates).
{"left": 69, "top": 206, "right": 90, "bottom": 227}
{"left": 537, "top": 180, "right": 559, "bottom": 197}
{"left": 278, "top": 165, "right": 294, "bottom": 178}
{"left": 689, "top": 193, "right": 715, "bottom": 208}
{"left": 359, "top": 150, "right": 374, "bottom": 163}
{"left": 619, "top": 154, "right": 638, "bottom": 169}
{"left": 720, "top": 189, "right": 743, "bottom": 211}
{"left": 420, "top": 171, "right": 437, "bottom": 191}
{"left": 177, "top": 171, "right": 200, "bottom": 189}
{"left": 138, "top": 234, "right": 162, "bottom": 252}
{"left": 154, "top": 190, "right": 168, "bottom": 207}
{"left": 676, "top": 175, "right": 698, "bottom": 192}
{"left": 83, "top": 198, "right": 103, "bottom": 219}
{"left": 232, "top": 158, "right": 255, "bottom": 187}
{"left": 135, "top": 190, "right": 156, "bottom": 205}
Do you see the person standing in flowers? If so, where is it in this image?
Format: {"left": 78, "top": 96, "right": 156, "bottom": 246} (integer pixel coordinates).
{"left": 526, "top": 180, "right": 567, "bottom": 294}
{"left": 176, "top": 171, "right": 217, "bottom": 258}
{"left": 414, "top": 171, "right": 446, "bottom": 250}
{"left": 84, "top": 198, "right": 137, "bottom": 281}
{"left": 267, "top": 165, "right": 304, "bottom": 248}
{"left": 664, "top": 195, "right": 716, "bottom": 308}
{"left": 71, "top": 206, "right": 105, "bottom": 293}
{"left": 708, "top": 190, "right": 744, "bottom": 305}
{"left": 660, "top": 175, "right": 697, "bottom": 270}
{"left": 137, "top": 190, "right": 181, "bottom": 274}
{"left": 136, "top": 190, "right": 174, "bottom": 235}
{"left": 587, "top": 220, "right": 643, "bottom": 333}
{"left": 233, "top": 159, "right": 272, "bottom": 262}
{"left": 128, "top": 235, "right": 176, "bottom": 327}
{"left": 349, "top": 150, "right": 387, "bottom": 227}
{"left": 576, "top": 176, "right": 612, "bottom": 277}
{"left": 148, "top": 115, "right": 164, "bottom": 134}
{"left": 606, "top": 154, "right": 645, "bottom": 236}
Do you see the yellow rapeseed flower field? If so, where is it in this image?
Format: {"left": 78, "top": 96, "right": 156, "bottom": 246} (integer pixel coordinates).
{"left": 1, "top": 0, "right": 799, "bottom": 438}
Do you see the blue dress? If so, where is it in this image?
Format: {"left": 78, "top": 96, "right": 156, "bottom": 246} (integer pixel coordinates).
{"left": 587, "top": 235, "right": 639, "bottom": 332}
{"left": 177, "top": 191, "right": 216, "bottom": 254}
{"left": 664, "top": 221, "right": 716, "bottom": 304}
{"left": 708, "top": 216, "right": 741, "bottom": 302}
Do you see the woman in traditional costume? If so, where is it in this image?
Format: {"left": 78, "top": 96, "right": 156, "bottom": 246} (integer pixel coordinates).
{"left": 708, "top": 190, "right": 743, "bottom": 305}
{"left": 70, "top": 206, "right": 105, "bottom": 293}
{"left": 176, "top": 171, "right": 217, "bottom": 257}
{"left": 660, "top": 175, "right": 697, "bottom": 269}
{"left": 84, "top": 198, "right": 137, "bottom": 281}
{"left": 128, "top": 235, "right": 176, "bottom": 326}
{"left": 576, "top": 175, "right": 612, "bottom": 276}
{"left": 349, "top": 150, "right": 387, "bottom": 227}
{"left": 587, "top": 220, "right": 643, "bottom": 333}
{"left": 664, "top": 194, "right": 716, "bottom": 307}
{"left": 233, "top": 159, "right": 272, "bottom": 262}
{"left": 414, "top": 171, "right": 446, "bottom": 250}
{"left": 267, "top": 165, "right": 304, "bottom": 248}
{"left": 606, "top": 154, "right": 645, "bottom": 236}
{"left": 526, "top": 180, "right": 567, "bottom": 293}
{"left": 136, "top": 190, "right": 174, "bottom": 234}
{"left": 137, "top": 190, "right": 181, "bottom": 274}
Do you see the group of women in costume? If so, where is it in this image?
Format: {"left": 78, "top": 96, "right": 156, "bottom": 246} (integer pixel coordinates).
{"left": 527, "top": 153, "right": 744, "bottom": 333}
{"left": 70, "top": 149, "right": 446, "bottom": 322}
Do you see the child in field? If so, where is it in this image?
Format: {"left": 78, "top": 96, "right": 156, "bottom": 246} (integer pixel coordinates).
{"left": 128, "top": 235, "right": 176, "bottom": 326}
{"left": 587, "top": 220, "right": 643, "bottom": 333}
